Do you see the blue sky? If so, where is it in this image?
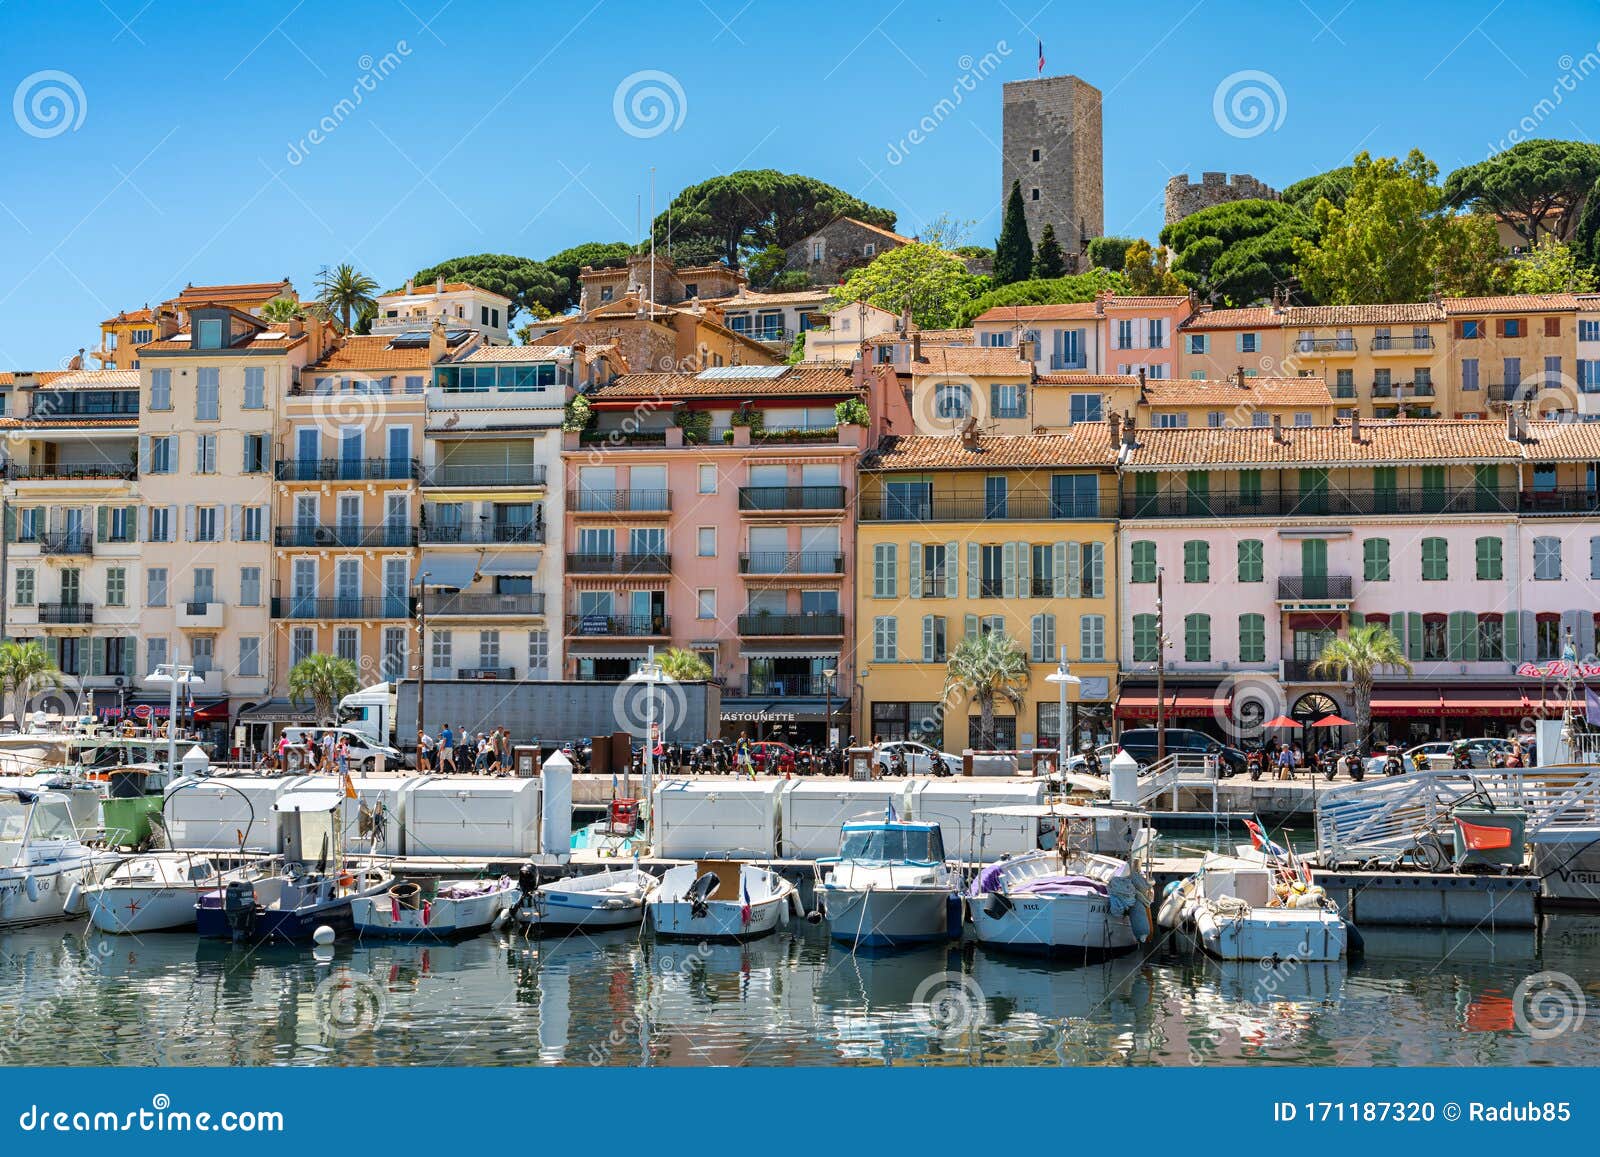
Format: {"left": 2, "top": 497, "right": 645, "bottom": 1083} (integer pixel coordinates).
{"left": 1, "top": 0, "right": 1598, "bottom": 365}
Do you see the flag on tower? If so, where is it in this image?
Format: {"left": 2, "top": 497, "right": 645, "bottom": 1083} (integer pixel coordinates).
{"left": 1037, "top": 39, "right": 1045, "bottom": 74}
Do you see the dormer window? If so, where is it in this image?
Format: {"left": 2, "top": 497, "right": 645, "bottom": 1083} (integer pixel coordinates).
{"left": 600, "top": 287, "right": 614, "bottom": 302}
{"left": 197, "top": 318, "right": 224, "bottom": 349}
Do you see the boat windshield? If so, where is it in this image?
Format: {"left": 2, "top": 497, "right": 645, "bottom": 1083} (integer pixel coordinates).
{"left": 0, "top": 797, "right": 29, "bottom": 866}
{"left": 29, "top": 799, "right": 78, "bottom": 842}
{"left": 839, "top": 826, "right": 943, "bottom": 863}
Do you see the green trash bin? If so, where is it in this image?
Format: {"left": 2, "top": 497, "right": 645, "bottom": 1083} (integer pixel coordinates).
{"left": 1451, "top": 806, "right": 1526, "bottom": 869}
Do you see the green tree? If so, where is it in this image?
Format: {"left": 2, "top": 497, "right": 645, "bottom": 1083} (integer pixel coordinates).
{"left": 830, "top": 242, "right": 988, "bottom": 329}
{"left": 656, "top": 648, "right": 712, "bottom": 682}
{"left": 1572, "top": 175, "right": 1600, "bottom": 270}
{"left": 745, "top": 244, "right": 790, "bottom": 288}
{"left": 919, "top": 212, "right": 977, "bottom": 250}
{"left": 260, "top": 295, "right": 304, "bottom": 323}
{"left": 942, "top": 632, "right": 1030, "bottom": 751}
{"left": 653, "top": 170, "right": 896, "bottom": 267}
{"left": 1161, "top": 199, "right": 1314, "bottom": 305}
{"left": 1309, "top": 624, "right": 1412, "bottom": 755}
{"left": 1508, "top": 236, "right": 1599, "bottom": 294}
{"left": 1085, "top": 234, "right": 1137, "bottom": 272}
{"left": 1032, "top": 223, "right": 1067, "bottom": 279}
{"left": 315, "top": 263, "right": 380, "bottom": 332}
{"left": 1123, "top": 239, "right": 1186, "bottom": 295}
{"left": 543, "top": 241, "right": 631, "bottom": 309}
{"left": 1293, "top": 150, "right": 1504, "bottom": 304}
{"left": 411, "top": 253, "right": 566, "bottom": 321}
{"left": 1281, "top": 166, "right": 1354, "bottom": 213}
{"left": 0, "top": 641, "right": 63, "bottom": 732}
{"left": 993, "top": 180, "right": 1034, "bottom": 285}
{"left": 287, "top": 654, "right": 361, "bottom": 723}
{"left": 956, "top": 268, "right": 1129, "bottom": 326}
{"left": 1444, "top": 139, "right": 1600, "bottom": 245}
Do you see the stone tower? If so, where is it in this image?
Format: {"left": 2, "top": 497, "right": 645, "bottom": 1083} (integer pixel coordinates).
{"left": 1000, "top": 75, "right": 1104, "bottom": 268}
{"left": 1163, "top": 172, "right": 1280, "bottom": 226}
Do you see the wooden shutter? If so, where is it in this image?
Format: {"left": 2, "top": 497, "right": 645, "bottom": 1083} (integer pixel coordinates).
{"left": 966, "top": 542, "right": 979, "bottom": 598}
{"left": 1407, "top": 612, "right": 1423, "bottom": 660}
{"left": 908, "top": 540, "right": 922, "bottom": 599}
{"left": 1002, "top": 542, "right": 1017, "bottom": 599}
{"left": 1088, "top": 543, "right": 1104, "bottom": 598}
{"left": 945, "top": 542, "right": 959, "bottom": 598}
{"left": 1016, "top": 542, "right": 1031, "bottom": 595}
{"left": 1065, "top": 542, "right": 1082, "bottom": 599}
{"left": 964, "top": 613, "right": 979, "bottom": 640}
{"left": 1052, "top": 543, "right": 1066, "bottom": 597}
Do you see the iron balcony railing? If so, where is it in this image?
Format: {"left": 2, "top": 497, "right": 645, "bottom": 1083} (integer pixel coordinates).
{"left": 566, "top": 489, "right": 670, "bottom": 513}
{"left": 1122, "top": 487, "right": 1521, "bottom": 518}
{"left": 736, "top": 675, "right": 836, "bottom": 697}
{"left": 273, "top": 457, "right": 421, "bottom": 482}
{"left": 1294, "top": 337, "right": 1357, "bottom": 353}
{"left": 37, "top": 602, "right": 93, "bottom": 624}
{"left": 419, "top": 523, "right": 545, "bottom": 545}
{"left": 274, "top": 524, "right": 418, "bottom": 548}
{"left": 917, "top": 574, "right": 953, "bottom": 597}
{"left": 39, "top": 531, "right": 93, "bottom": 555}
{"left": 7, "top": 464, "right": 137, "bottom": 482}
{"left": 424, "top": 463, "right": 547, "bottom": 487}
{"left": 564, "top": 614, "right": 670, "bottom": 636}
{"left": 270, "top": 596, "right": 414, "bottom": 619}
{"left": 739, "top": 551, "right": 845, "bottom": 575}
{"left": 1370, "top": 335, "right": 1435, "bottom": 351}
{"left": 1521, "top": 488, "right": 1600, "bottom": 515}
{"left": 860, "top": 495, "right": 1108, "bottom": 521}
{"left": 737, "top": 613, "right": 846, "bottom": 637}
{"left": 424, "top": 592, "right": 545, "bottom": 616}
{"left": 738, "top": 485, "right": 847, "bottom": 512}
{"left": 1277, "top": 575, "right": 1354, "bottom": 600}
{"left": 565, "top": 553, "right": 671, "bottom": 574}
{"left": 27, "top": 394, "right": 140, "bottom": 418}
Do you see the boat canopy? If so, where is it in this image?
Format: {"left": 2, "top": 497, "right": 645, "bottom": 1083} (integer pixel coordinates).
{"left": 974, "top": 804, "right": 1148, "bottom": 820}
{"left": 273, "top": 789, "right": 346, "bottom": 815}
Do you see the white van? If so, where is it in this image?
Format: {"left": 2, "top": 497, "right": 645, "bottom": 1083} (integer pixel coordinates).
{"left": 281, "top": 726, "right": 405, "bottom": 773}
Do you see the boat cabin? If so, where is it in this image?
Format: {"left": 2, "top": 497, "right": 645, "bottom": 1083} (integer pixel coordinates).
{"left": 0, "top": 790, "right": 80, "bottom": 865}
{"left": 836, "top": 820, "right": 945, "bottom": 865}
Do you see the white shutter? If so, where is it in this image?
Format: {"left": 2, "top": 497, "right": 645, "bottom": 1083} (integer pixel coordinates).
{"left": 1030, "top": 614, "right": 1044, "bottom": 660}
{"left": 137, "top": 435, "right": 150, "bottom": 474}
{"left": 964, "top": 613, "right": 979, "bottom": 640}
{"left": 1590, "top": 536, "right": 1600, "bottom": 580}
{"left": 1065, "top": 542, "right": 1082, "bottom": 599}
{"left": 922, "top": 615, "right": 936, "bottom": 662}
{"left": 183, "top": 505, "right": 195, "bottom": 541}
{"left": 967, "top": 542, "right": 980, "bottom": 598}
{"left": 1016, "top": 542, "right": 1031, "bottom": 596}
{"left": 230, "top": 503, "right": 242, "bottom": 541}
{"left": 892, "top": 542, "right": 903, "bottom": 597}
{"left": 1052, "top": 543, "right": 1066, "bottom": 597}
{"left": 137, "top": 506, "right": 149, "bottom": 542}
{"left": 1043, "top": 613, "right": 1055, "bottom": 658}
{"left": 908, "top": 540, "right": 923, "bottom": 599}
{"left": 1002, "top": 542, "right": 1017, "bottom": 598}
{"left": 1088, "top": 543, "right": 1105, "bottom": 598}
{"left": 945, "top": 542, "right": 959, "bottom": 598}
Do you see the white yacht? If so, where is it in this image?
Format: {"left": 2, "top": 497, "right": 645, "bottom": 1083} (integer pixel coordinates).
{"left": 0, "top": 788, "right": 122, "bottom": 928}
{"left": 816, "top": 815, "right": 956, "bottom": 949}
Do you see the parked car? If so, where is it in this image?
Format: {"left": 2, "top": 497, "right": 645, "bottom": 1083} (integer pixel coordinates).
{"left": 747, "top": 741, "right": 796, "bottom": 774}
{"left": 1114, "top": 728, "right": 1246, "bottom": 776}
{"left": 872, "top": 740, "right": 960, "bottom": 777}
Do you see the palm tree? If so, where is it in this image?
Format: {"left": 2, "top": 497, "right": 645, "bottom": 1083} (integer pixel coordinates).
{"left": 260, "top": 295, "right": 304, "bottom": 323}
{"left": 0, "top": 641, "right": 64, "bottom": 732}
{"left": 1310, "top": 624, "right": 1412, "bottom": 752}
{"left": 287, "top": 654, "right": 360, "bottom": 723}
{"left": 656, "top": 648, "right": 711, "bottom": 681}
{"left": 942, "top": 631, "right": 1030, "bottom": 751}
{"left": 315, "top": 263, "right": 380, "bottom": 332}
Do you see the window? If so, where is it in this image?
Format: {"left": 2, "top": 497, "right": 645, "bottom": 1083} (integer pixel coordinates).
{"left": 243, "top": 366, "right": 265, "bottom": 409}
{"left": 990, "top": 383, "right": 1025, "bottom": 419}
{"left": 382, "top": 628, "right": 407, "bottom": 680}
{"left": 1237, "top": 539, "right": 1263, "bottom": 583}
{"left": 1502, "top": 318, "right": 1523, "bottom": 338}
{"left": 1183, "top": 539, "right": 1209, "bottom": 583}
{"left": 1184, "top": 613, "right": 1211, "bottom": 662}
{"left": 106, "top": 567, "right": 126, "bottom": 607}
{"left": 194, "top": 506, "right": 219, "bottom": 542}
{"left": 1533, "top": 536, "right": 1562, "bottom": 580}
{"left": 1068, "top": 394, "right": 1101, "bottom": 424}
{"left": 922, "top": 615, "right": 947, "bottom": 662}
{"left": 1187, "top": 334, "right": 1209, "bottom": 355}
{"left": 873, "top": 616, "right": 897, "bottom": 662}
{"left": 697, "top": 527, "right": 716, "bottom": 557}
{"left": 196, "top": 367, "right": 219, "bottom": 420}
{"left": 1132, "top": 614, "right": 1159, "bottom": 663}
{"left": 1148, "top": 319, "right": 1167, "bottom": 349}
{"left": 290, "top": 628, "right": 313, "bottom": 669}
{"left": 196, "top": 433, "right": 217, "bottom": 474}
{"left": 149, "top": 368, "right": 172, "bottom": 410}
{"left": 1155, "top": 413, "right": 1187, "bottom": 428}
{"left": 1592, "top": 536, "right": 1600, "bottom": 580}
{"left": 1239, "top": 613, "right": 1266, "bottom": 663}
{"left": 1422, "top": 613, "right": 1448, "bottom": 661}
{"left": 698, "top": 464, "right": 717, "bottom": 494}
{"left": 1130, "top": 540, "right": 1156, "bottom": 583}
{"left": 697, "top": 589, "right": 715, "bottom": 619}
{"left": 431, "top": 630, "right": 453, "bottom": 675}
{"left": 1208, "top": 410, "right": 1224, "bottom": 426}
{"left": 243, "top": 433, "right": 268, "bottom": 473}
{"left": 1581, "top": 319, "right": 1600, "bottom": 342}
{"left": 1030, "top": 613, "right": 1056, "bottom": 663}
{"left": 238, "top": 636, "right": 261, "bottom": 677}
{"left": 1116, "top": 319, "right": 1134, "bottom": 349}
{"left": 1031, "top": 147, "right": 1040, "bottom": 161}
{"left": 335, "top": 627, "right": 359, "bottom": 664}
{"left": 1239, "top": 332, "right": 1258, "bottom": 354}
{"left": 14, "top": 568, "right": 34, "bottom": 606}
{"left": 934, "top": 382, "right": 971, "bottom": 420}
{"left": 148, "top": 506, "right": 171, "bottom": 542}
{"left": 1080, "top": 614, "right": 1105, "bottom": 661}
{"left": 146, "top": 567, "right": 167, "bottom": 607}
{"left": 1459, "top": 319, "right": 1482, "bottom": 339}
{"left": 872, "top": 543, "right": 897, "bottom": 597}
{"left": 241, "top": 506, "right": 264, "bottom": 542}
{"left": 148, "top": 435, "right": 176, "bottom": 473}
{"left": 1030, "top": 187, "right": 1040, "bottom": 201}
{"left": 1363, "top": 538, "right": 1390, "bottom": 582}
{"left": 240, "top": 567, "right": 261, "bottom": 606}
{"left": 1536, "top": 613, "right": 1561, "bottom": 662}
{"left": 1477, "top": 614, "right": 1504, "bottom": 662}
{"left": 528, "top": 630, "right": 549, "bottom": 676}
{"left": 147, "top": 636, "right": 169, "bottom": 673}
{"left": 478, "top": 630, "right": 500, "bottom": 669}
{"left": 1420, "top": 537, "right": 1448, "bottom": 581}
{"left": 1476, "top": 536, "right": 1503, "bottom": 581}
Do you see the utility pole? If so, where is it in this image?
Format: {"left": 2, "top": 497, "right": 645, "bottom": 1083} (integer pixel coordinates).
{"left": 1155, "top": 566, "right": 1166, "bottom": 763}
{"left": 415, "top": 570, "right": 429, "bottom": 764}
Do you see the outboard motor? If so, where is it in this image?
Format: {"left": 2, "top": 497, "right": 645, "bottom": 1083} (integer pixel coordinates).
{"left": 983, "top": 892, "right": 1014, "bottom": 920}
{"left": 687, "top": 871, "right": 720, "bottom": 919}
{"left": 223, "top": 879, "right": 257, "bottom": 942}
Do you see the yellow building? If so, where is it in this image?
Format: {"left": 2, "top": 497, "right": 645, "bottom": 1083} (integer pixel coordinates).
{"left": 854, "top": 428, "right": 1120, "bottom": 753}
{"left": 1281, "top": 303, "right": 1448, "bottom": 419}
{"left": 1139, "top": 374, "right": 1335, "bottom": 428}
{"left": 1176, "top": 305, "right": 1288, "bottom": 381}
{"left": 1440, "top": 294, "right": 1578, "bottom": 418}
{"left": 94, "top": 307, "right": 171, "bottom": 370}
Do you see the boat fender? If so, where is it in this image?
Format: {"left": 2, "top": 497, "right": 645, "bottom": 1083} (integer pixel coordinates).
{"left": 1130, "top": 901, "right": 1152, "bottom": 942}
{"left": 983, "top": 892, "right": 1014, "bottom": 920}
{"left": 64, "top": 882, "right": 83, "bottom": 915}
{"left": 312, "top": 925, "right": 336, "bottom": 946}
{"left": 492, "top": 908, "right": 511, "bottom": 931}
{"left": 1156, "top": 886, "right": 1186, "bottom": 930}
{"left": 25, "top": 874, "right": 39, "bottom": 904}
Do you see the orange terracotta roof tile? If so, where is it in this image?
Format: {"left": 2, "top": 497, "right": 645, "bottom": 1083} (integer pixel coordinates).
{"left": 702, "top": 288, "right": 834, "bottom": 308}
{"left": 1141, "top": 376, "right": 1333, "bottom": 408}
{"left": 866, "top": 327, "right": 974, "bottom": 346}
{"left": 863, "top": 430, "right": 1117, "bottom": 471}
{"left": 169, "top": 281, "right": 292, "bottom": 307}
{"left": 34, "top": 369, "right": 139, "bottom": 390}
{"left": 1517, "top": 420, "right": 1600, "bottom": 461}
{"left": 1101, "top": 295, "right": 1193, "bottom": 310}
{"left": 973, "top": 301, "right": 1098, "bottom": 324}
{"left": 1283, "top": 302, "right": 1445, "bottom": 326}
{"left": 1122, "top": 419, "right": 1521, "bottom": 469}
{"left": 587, "top": 366, "right": 858, "bottom": 401}
{"left": 1441, "top": 294, "right": 1579, "bottom": 314}
{"left": 839, "top": 216, "right": 911, "bottom": 244}
{"left": 1180, "top": 307, "right": 1285, "bottom": 331}
{"left": 908, "top": 347, "right": 1031, "bottom": 376}
{"left": 449, "top": 344, "right": 566, "bottom": 363}
{"left": 1035, "top": 372, "right": 1141, "bottom": 387}
{"left": 382, "top": 280, "right": 511, "bottom": 301}
{"left": 100, "top": 307, "right": 160, "bottom": 326}
{"left": 307, "top": 335, "right": 439, "bottom": 372}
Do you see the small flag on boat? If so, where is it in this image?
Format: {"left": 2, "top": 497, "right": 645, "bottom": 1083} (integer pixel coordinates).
{"left": 342, "top": 769, "right": 357, "bottom": 799}
{"left": 740, "top": 876, "right": 752, "bottom": 926}
{"left": 885, "top": 800, "right": 897, "bottom": 822}
{"left": 1243, "top": 817, "right": 1287, "bottom": 859}
{"left": 1037, "top": 39, "right": 1045, "bottom": 74}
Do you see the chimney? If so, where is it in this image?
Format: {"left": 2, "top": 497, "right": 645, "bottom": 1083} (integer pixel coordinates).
{"left": 429, "top": 317, "right": 449, "bottom": 362}
{"left": 1271, "top": 413, "right": 1286, "bottom": 443}
{"left": 1123, "top": 410, "right": 1138, "bottom": 449}
{"left": 1137, "top": 367, "right": 1146, "bottom": 392}
{"left": 1350, "top": 412, "right": 1361, "bottom": 442}
{"left": 1109, "top": 411, "right": 1123, "bottom": 449}
{"left": 911, "top": 331, "right": 922, "bottom": 362}
{"left": 899, "top": 306, "right": 912, "bottom": 334}
{"left": 405, "top": 278, "right": 414, "bottom": 295}
{"left": 1506, "top": 404, "right": 1521, "bottom": 442}
{"left": 1018, "top": 336, "right": 1037, "bottom": 363}
{"left": 70, "top": 348, "right": 84, "bottom": 370}
{"left": 435, "top": 276, "right": 446, "bottom": 295}
{"left": 960, "top": 416, "right": 980, "bottom": 450}
{"left": 1235, "top": 366, "right": 1247, "bottom": 389}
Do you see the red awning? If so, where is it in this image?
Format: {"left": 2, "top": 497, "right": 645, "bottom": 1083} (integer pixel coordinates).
{"left": 1114, "top": 690, "right": 1166, "bottom": 720}
{"left": 1115, "top": 688, "right": 1229, "bottom": 720}
{"left": 1439, "top": 688, "right": 1529, "bottom": 717}
{"left": 1288, "top": 613, "right": 1344, "bottom": 630}
{"left": 1170, "top": 692, "right": 1226, "bottom": 718}
{"left": 1370, "top": 687, "right": 1443, "bottom": 717}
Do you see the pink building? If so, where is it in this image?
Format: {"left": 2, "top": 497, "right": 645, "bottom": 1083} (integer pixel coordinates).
{"left": 971, "top": 292, "right": 1197, "bottom": 378}
{"left": 561, "top": 362, "right": 904, "bottom": 743}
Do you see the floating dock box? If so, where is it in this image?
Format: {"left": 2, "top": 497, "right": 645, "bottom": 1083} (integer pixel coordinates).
{"left": 653, "top": 779, "right": 784, "bottom": 859}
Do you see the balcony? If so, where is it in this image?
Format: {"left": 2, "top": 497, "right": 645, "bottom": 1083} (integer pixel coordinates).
{"left": 274, "top": 524, "right": 419, "bottom": 548}
{"left": 274, "top": 457, "right": 420, "bottom": 482}
{"left": 7, "top": 464, "right": 137, "bottom": 482}
{"left": 739, "top": 551, "right": 845, "bottom": 576}
{"left": 458, "top": 666, "right": 516, "bottom": 680}
{"left": 738, "top": 485, "right": 847, "bottom": 512}
{"left": 1520, "top": 487, "right": 1600, "bottom": 516}
{"left": 271, "top": 596, "right": 414, "bottom": 620}
{"left": 917, "top": 574, "right": 953, "bottom": 597}
{"left": 1283, "top": 659, "right": 1346, "bottom": 683}
{"left": 39, "top": 531, "right": 93, "bottom": 555}
{"left": 1122, "top": 487, "right": 1519, "bottom": 518}
{"left": 419, "top": 522, "right": 545, "bottom": 545}
{"left": 737, "top": 613, "right": 845, "bottom": 637}
{"left": 564, "top": 614, "right": 670, "bottom": 637}
{"left": 1293, "top": 337, "right": 1357, "bottom": 355}
{"left": 1276, "top": 575, "right": 1353, "bottom": 601}
{"left": 565, "top": 552, "right": 671, "bottom": 575}
{"left": 424, "top": 592, "right": 546, "bottom": 616}
{"left": 566, "top": 489, "right": 670, "bottom": 514}
{"left": 37, "top": 602, "right": 93, "bottom": 624}
{"left": 729, "top": 326, "right": 795, "bottom": 345}
{"left": 1370, "top": 335, "right": 1435, "bottom": 352}
{"left": 27, "top": 395, "right": 139, "bottom": 419}
{"left": 860, "top": 495, "right": 1108, "bottom": 522}
{"left": 176, "top": 601, "right": 225, "bottom": 629}
{"left": 424, "top": 463, "right": 547, "bottom": 488}
{"left": 734, "top": 675, "right": 836, "bottom": 697}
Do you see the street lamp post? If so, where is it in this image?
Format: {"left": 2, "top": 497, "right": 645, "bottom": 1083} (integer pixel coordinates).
{"left": 1155, "top": 566, "right": 1167, "bottom": 763}
{"left": 146, "top": 663, "right": 198, "bottom": 779}
{"left": 1045, "top": 645, "right": 1081, "bottom": 778}
{"left": 414, "top": 570, "right": 429, "bottom": 764}
{"left": 823, "top": 667, "right": 837, "bottom": 748}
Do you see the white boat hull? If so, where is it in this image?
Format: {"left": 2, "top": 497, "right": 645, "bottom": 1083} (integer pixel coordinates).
{"left": 87, "top": 884, "right": 207, "bottom": 933}
{"left": 517, "top": 869, "right": 654, "bottom": 933}
{"left": 968, "top": 891, "right": 1139, "bottom": 956}
{"left": 0, "top": 857, "right": 116, "bottom": 929}
{"left": 649, "top": 892, "right": 790, "bottom": 941}
{"left": 824, "top": 886, "right": 951, "bottom": 948}
{"left": 1194, "top": 905, "right": 1346, "bottom": 962}
{"left": 353, "top": 885, "right": 517, "bottom": 940}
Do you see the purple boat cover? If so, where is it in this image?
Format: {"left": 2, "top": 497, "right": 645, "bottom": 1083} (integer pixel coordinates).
{"left": 969, "top": 863, "right": 1109, "bottom": 898}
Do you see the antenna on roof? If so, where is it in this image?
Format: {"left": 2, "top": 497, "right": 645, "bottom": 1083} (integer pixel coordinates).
{"left": 649, "top": 166, "right": 656, "bottom": 309}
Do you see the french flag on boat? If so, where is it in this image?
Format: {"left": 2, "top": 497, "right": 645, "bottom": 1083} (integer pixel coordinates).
{"left": 1243, "top": 817, "right": 1288, "bottom": 859}
{"left": 740, "top": 876, "right": 752, "bottom": 926}
{"left": 885, "top": 801, "right": 897, "bottom": 822}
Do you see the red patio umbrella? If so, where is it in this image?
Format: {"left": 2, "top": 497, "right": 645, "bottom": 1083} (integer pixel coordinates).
{"left": 1261, "top": 715, "right": 1300, "bottom": 729}
{"left": 1311, "top": 714, "right": 1353, "bottom": 728}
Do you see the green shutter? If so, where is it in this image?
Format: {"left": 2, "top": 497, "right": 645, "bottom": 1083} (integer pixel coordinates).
{"left": 1238, "top": 539, "right": 1262, "bottom": 583}
{"left": 1185, "top": 613, "right": 1211, "bottom": 662}
{"left": 1133, "top": 614, "right": 1157, "bottom": 662}
{"left": 1476, "top": 536, "right": 1502, "bottom": 581}
{"left": 1421, "top": 537, "right": 1448, "bottom": 581}
{"left": 1422, "top": 465, "right": 1445, "bottom": 512}
{"left": 1131, "top": 541, "right": 1155, "bottom": 583}
{"left": 1184, "top": 540, "right": 1209, "bottom": 583}
{"left": 1363, "top": 538, "right": 1390, "bottom": 582}
{"left": 1239, "top": 613, "right": 1265, "bottom": 663}
{"left": 1349, "top": 612, "right": 1365, "bottom": 628}
{"left": 1461, "top": 613, "right": 1479, "bottom": 661}
{"left": 1238, "top": 470, "right": 1262, "bottom": 508}
{"left": 1502, "top": 613, "right": 1518, "bottom": 661}
{"left": 1407, "top": 612, "right": 1424, "bottom": 660}
{"left": 96, "top": 506, "right": 108, "bottom": 541}
{"left": 1447, "top": 612, "right": 1466, "bottom": 661}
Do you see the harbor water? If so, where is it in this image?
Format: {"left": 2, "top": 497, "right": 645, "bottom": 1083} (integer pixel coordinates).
{"left": 2, "top": 916, "right": 1597, "bottom": 1066}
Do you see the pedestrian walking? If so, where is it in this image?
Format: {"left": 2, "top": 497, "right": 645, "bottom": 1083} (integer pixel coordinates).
{"left": 737, "top": 731, "right": 755, "bottom": 778}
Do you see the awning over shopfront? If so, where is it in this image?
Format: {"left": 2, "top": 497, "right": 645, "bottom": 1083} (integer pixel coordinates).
{"left": 96, "top": 698, "right": 229, "bottom": 722}
{"left": 236, "top": 699, "right": 320, "bottom": 725}
{"left": 1114, "top": 686, "right": 1227, "bottom": 720}
{"left": 720, "top": 700, "right": 827, "bottom": 724}
{"left": 1439, "top": 687, "right": 1529, "bottom": 717}
{"left": 477, "top": 553, "right": 541, "bottom": 576}
{"left": 1370, "top": 687, "right": 1443, "bottom": 717}
{"left": 416, "top": 553, "right": 479, "bottom": 590}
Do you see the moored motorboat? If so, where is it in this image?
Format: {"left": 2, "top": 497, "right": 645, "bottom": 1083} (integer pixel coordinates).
{"left": 647, "top": 861, "right": 797, "bottom": 941}
{"left": 1161, "top": 851, "right": 1347, "bottom": 962}
{"left": 0, "top": 788, "right": 122, "bottom": 928}
{"left": 85, "top": 851, "right": 271, "bottom": 933}
{"left": 967, "top": 850, "right": 1153, "bottom": 958}
{"left": 515, "top": 866, "right": 654, "bottom": 933}
{"left": 816, "top": 814, "right": 956, "bottom": 949}
{"left": 352, "top": 876, "right": 519, "bottom": 940}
